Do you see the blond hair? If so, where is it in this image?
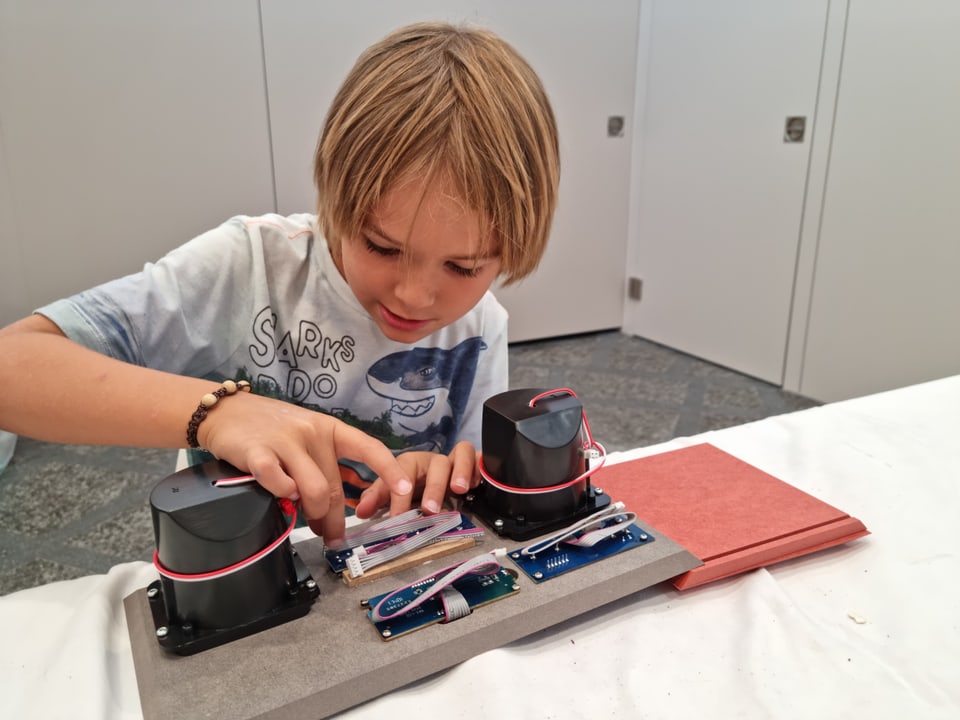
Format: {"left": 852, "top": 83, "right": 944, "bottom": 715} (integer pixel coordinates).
{"left": 314, "top": 22, "right": 559, "bottom": 284}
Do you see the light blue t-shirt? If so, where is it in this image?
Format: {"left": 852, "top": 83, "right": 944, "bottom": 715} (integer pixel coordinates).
{"left": 38, "top": 213, "right": 509, "bottom": 455}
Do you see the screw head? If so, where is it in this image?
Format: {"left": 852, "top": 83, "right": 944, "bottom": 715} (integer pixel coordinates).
{"left": 493, "top": 518, "right": 504, "bottom": 529}
{"left": 146, "top": 587, "right": 159, "bottom": 599}
{"left": 305, "top": 579, "right": 317, "bottom": 589}
{"left": 381, "top": 629, "right": 392, "bottom": 638}
{"left": 156, "top": 626, "right": 169, "bottom": 639}
{"left": 534, "top": 571, "right": 544, "bottom": 580}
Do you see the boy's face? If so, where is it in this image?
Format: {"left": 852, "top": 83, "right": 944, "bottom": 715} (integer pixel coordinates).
{"left": 335, "top": 177, "right": 501, "bottom": 343}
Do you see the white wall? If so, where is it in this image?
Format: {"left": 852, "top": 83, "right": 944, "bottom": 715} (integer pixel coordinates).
{"left": 0, "top": 127, "right": 27, "bottom": 323}
{"left": 1, "top": 1, "right": 640, "bottom": 344}
{"left": 261, "top": 0, "right": 640, "bottom": 342}
{"left": 0, "top": 0, "right": 275, "bottom": 327}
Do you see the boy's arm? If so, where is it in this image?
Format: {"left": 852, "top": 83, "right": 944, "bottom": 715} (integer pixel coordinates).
{"left": 0, "top": 314, "right": 411, "bottom": 544}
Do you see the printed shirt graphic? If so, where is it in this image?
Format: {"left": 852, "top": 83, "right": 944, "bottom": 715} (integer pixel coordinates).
{"left": 38, "top": 214, "right": 509, "bottom": 459}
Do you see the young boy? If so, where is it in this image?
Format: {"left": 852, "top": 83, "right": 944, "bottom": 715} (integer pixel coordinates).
{"left": 0, "top": 22, "right": 559, "bottom": 547}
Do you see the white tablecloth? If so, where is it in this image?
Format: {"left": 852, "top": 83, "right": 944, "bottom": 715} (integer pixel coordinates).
{"left": 2, "top": 375, "right": 958, "bottom": 719}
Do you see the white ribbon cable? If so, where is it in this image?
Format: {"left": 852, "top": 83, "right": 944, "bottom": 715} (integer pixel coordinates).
{"left": 357, "top": 512, "right": 463, "bottom": 571}
{"left": 339, "top": 509, "right": 466, "bottom": 551}
{"left": 563, "top": 511, "right": 639, "bottom": 548}
{"left": 370, "top": 553, "right": 502, "bottom": 623}
{"left": 439, "top": 586, "right": 471, "bottom": 622}
{"left": 520, "top": 502, "right": 632, "bottom": 556}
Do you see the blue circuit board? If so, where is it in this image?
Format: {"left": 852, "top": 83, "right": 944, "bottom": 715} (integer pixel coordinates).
{"left": 509, "top": 522, "right": 653, "bottom": 583}
{"left": 362, "top": 566, "right": 520, "bottom": 640}
{"left": 325, "top": 515, "right": 481, "bottom": 574}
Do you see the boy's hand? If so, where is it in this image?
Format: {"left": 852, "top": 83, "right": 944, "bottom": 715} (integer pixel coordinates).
{"left": 197, "top": 392, "right": 411, "bottom": 547}
{"left": 354, "top": 441, "right": 481, "bottom": 519}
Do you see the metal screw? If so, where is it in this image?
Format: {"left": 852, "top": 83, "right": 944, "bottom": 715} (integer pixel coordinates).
{"left": 534, "top": 571, "right": 544, "bottom": 580}
{"left": 146, "top": 587, "right": 159, "bottom": 599}
{"left": 640, "top": 533, "right": 649, "bottom": 541}
{"left": 465, "top": 494, "right": 475, "bottom": 503}
{"left": 156, "top": 626, "right": 169, "bottom": 638}
{"left": 511, "top": 583, "right": 520, "bottom": 591}
{"left": 494, "top": 519, "right": 504, "bottom": 530}
{"left": 305, "top": 579, "right": 317, "bottom": 590}
{"left": 594, "top": 487, "right": 604, "bottom": 496}
{"left": 511, "top": 552, "right": 520, "bottom": 559}
{"left": 381, "top": 629, "right": 392, "bottom": 638}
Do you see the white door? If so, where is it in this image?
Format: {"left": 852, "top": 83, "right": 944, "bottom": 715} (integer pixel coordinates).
{"left": 796, "top": 0, "right": 960, "bottom": 401}
{"left": 623, "top": 0, "right": 829, "bottom": 383}
{"left": 260, "top": 1, "right": 641, "bottom": 342}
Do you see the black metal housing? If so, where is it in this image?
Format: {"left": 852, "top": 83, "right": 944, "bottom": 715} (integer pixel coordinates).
{"left": 467, "top": 388, "right": 609, "bottom": 540}
{"left": 148, "top": 460, "right": 319, "bottom": 655}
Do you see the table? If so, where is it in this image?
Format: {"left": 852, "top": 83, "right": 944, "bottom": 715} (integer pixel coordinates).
{"left": 2, "top": 375, "right": 958, "bottom": 719}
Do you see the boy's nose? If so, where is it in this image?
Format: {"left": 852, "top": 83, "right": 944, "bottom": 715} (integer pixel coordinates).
{"left": 394, "top": 268, "right": 435, "bottom": 310}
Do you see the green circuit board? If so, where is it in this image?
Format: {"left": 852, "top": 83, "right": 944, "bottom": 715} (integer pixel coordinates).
{"left": 361, "top": 566, "right": 520, "bottom": 641}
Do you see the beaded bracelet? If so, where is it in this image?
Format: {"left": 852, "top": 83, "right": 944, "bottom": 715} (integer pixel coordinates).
{"left": 186, "top": 379, "right": 251, "bottom": 449}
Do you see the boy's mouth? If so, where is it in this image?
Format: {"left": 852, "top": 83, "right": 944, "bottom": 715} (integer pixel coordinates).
{"left": 379, "top": 304, "right": 430, "bottom": 332}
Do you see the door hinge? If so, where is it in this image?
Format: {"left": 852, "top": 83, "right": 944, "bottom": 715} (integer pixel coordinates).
{"left": 627, "top": 277, "right": 643, "bottom": 301}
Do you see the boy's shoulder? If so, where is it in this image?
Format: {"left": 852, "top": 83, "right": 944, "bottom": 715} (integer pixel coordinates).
{"left": 435, "top": 289, "right": 508, "bottom": 341}
{"left": 233, "top": 213, "right": 318, "bottom": 240}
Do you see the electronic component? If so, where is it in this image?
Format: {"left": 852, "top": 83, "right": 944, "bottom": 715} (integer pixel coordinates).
{"left": 147, "top": 460, "right": 319, "bottom": 655}
{"left": 509, "top": 503, "right": 655, "bottom": 583}
{"left": 467, "top": 387, "right": 610, "bottom": 540}
{"left": 361, "top": 553, "right": 520, "bottom": 640}
{"left": 324, "top": 510, "right": 483, "bottom": 576}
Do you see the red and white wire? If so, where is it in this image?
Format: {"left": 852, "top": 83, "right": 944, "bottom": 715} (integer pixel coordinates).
{"left": 153, "top": 475, "right": 298, "bottom": 583}
{"left": 479, "top": 387, "right": 606, "bottom": 495}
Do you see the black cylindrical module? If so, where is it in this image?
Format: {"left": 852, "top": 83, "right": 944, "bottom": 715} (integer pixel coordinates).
{"left": 150, "top": 460, "right": 295, "bottom": 631}
{"left": 480, "top": 388, "right": 587, "bottom": 523}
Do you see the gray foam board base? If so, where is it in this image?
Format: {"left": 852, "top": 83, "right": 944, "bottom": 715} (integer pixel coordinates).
{"left": 125, "top": 515, "right": 700, "bottom": 720}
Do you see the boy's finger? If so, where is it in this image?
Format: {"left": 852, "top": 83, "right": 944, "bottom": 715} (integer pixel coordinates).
{"left": 335, "top": 425, "right": 413, "bottom": 498}
{"left": 354, "top": 478, "right": 390, "bottom": 519}
{"left": 316, "top": 454, "right": 346, "bottom": 545}
{"left": 283, "top": 453, "right": 333, "bottom": 521}
{"left": 243, "top": 451, "right": 299, "bottom": 500}
{"left": 417, "top": 453, "right": 452, "bottom": 514}
{"left": 448, "top": 441, "right": 477, "bottom": 494}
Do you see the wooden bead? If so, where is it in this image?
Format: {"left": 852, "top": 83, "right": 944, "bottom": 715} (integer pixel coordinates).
{"left": 187, "top": 380, "right": 251, "bottom": 449}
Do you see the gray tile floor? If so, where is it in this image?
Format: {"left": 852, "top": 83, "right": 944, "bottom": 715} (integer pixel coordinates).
{"left": 0, "top": 330, "right": 819, "bottom": 596}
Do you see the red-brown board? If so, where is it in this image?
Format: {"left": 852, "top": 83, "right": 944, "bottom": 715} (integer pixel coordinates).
{"left": 592, "top": 443, "right": 870, "bottom": 589}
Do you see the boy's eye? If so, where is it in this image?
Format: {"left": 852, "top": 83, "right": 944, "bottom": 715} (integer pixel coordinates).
{"left": 364, "top": 235, "right": 484, "bottom": 278}
{"left": 446, "top": 262, "right": 482, "bottom": 278}
{"left": 364, "top": 237, "right": 400, "bottom": 257}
